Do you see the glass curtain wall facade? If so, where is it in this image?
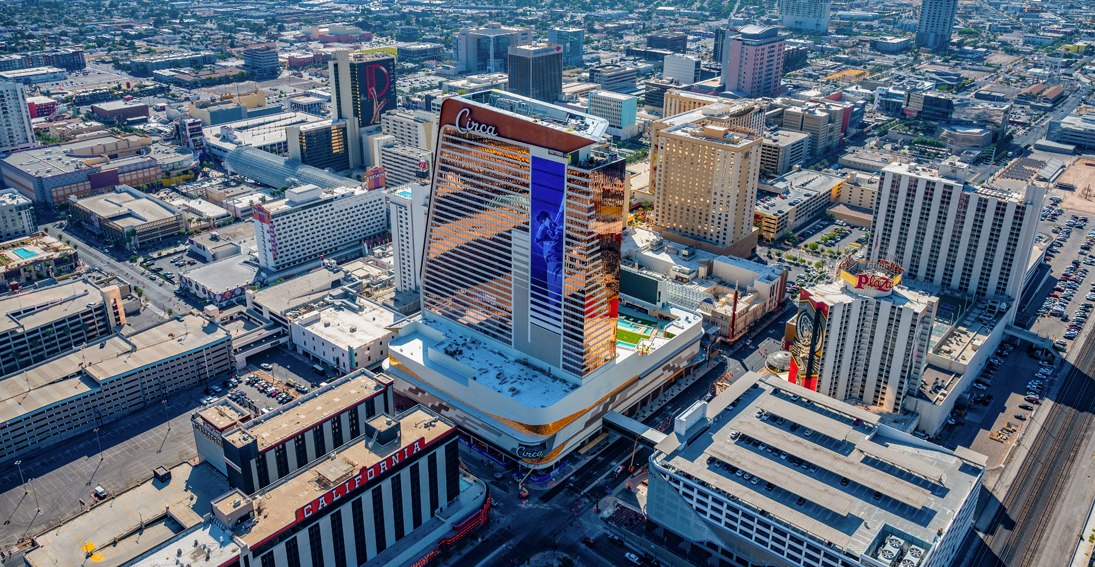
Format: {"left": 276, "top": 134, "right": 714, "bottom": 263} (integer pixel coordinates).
{"left": 421, "top": 96, "right": 626, "bottom": 379}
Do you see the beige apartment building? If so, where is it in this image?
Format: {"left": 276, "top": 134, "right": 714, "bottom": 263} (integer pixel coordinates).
{"left": 651, "top": 103, "right": 763, "bottom": 252}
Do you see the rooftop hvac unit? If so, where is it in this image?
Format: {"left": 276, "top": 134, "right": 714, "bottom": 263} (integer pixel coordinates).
{"left": 900, "top": 560, "right": 917, "bottom": 567}
{"left": 879, "top": 549, "right": 898, "bottom": 563}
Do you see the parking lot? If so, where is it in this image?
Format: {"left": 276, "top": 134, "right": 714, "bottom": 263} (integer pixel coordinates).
{"left": 1029, "top": 204, "right": 1095, "bottom": 348}
{"left": 936, "top": 341, "right": 1054, "bottom": 467}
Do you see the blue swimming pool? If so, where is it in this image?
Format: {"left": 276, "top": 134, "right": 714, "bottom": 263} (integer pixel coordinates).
{"left": 12, "top": 248, "right": 36, "bottom": 259}
{"left": 618, "top": 319, "right": 646, "bottom": 332}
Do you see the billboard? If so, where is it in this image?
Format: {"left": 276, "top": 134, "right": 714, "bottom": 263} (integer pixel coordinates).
{"left": 529, "top": 156, "right": 566, "bottom": 334}
{"left": 786, "top": 290, "right": 828, "bottom": 392}
{"left": 353, "top": 55, "right": 395, "bottom": 126}
{"left": 365, "top": 166, "right": 386, "bottom": 190}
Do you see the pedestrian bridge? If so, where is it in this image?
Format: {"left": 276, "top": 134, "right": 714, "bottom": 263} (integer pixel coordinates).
{"left": 603, "top": 411, "right": 667, "bottom": 448}
{"left": 1004, "top": 325, "right": 1056, "bottom": 352}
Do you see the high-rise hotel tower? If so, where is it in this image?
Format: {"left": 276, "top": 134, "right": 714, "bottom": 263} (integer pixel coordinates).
{"left": 385, "top": 92, "right": 706, "bottom": 473}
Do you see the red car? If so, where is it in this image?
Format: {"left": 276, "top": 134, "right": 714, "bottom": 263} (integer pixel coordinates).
{"left": 581, "top": 537, "right": 596, "bottom": 547}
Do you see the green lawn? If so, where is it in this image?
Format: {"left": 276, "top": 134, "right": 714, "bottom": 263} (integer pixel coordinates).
{"left": 616, "top": 328, "right": 647, "bottom": 344}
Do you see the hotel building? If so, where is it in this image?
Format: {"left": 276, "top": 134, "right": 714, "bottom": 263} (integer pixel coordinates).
{"left": 721, "top": 26, "right": 785, "bottom": 97}
{"left": 870, "top": 162, "right": 1043, "bottom": 301}
{"left": 782, "top": 257, "right": 937, "bottom": 413}
{"left": 384, "top": 92, "right": 706, "bottom": 474}
{"left": 650, "top": 103, "right": 764, "bottom": 255}
{"left": 646, "top": 372, "right": 985, "bottom": 567}
{"left": 252, "top": 184, "right": 388, "bottom": 272}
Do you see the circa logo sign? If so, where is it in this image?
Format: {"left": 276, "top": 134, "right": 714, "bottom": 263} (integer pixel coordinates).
{"left": 455, "top": 108, "right": 498, "bottom": 137}
{"left": 515, "top": 444, "right": 547, "bottom": 459}
{"left": 855, "top": 274, "right": 894, "bottom": 293}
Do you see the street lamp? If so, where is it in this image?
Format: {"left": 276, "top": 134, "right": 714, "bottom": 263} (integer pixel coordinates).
{"left": 162, "top": 399, "right": 170, "bottom": 432}
{"left": 94, "top": 427, "right": 103, "bottom": 462}
{"left": 15, "top": 460, "right": 26, "bottom": 494}
{"left": 29, "top": 477, "right": 39, "bottom": 512}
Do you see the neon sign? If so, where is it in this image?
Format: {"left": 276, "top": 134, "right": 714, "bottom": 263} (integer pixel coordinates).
{"left": 854, "top": 274, "right": 894, "bottom": 293}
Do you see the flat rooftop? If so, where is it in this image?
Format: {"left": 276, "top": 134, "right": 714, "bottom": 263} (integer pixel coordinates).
{"left": 24, "top": 462, "right": 229, "bottom": 567}
{"left": 250, "top": 259, "right": 368, "bottom": 316}
{"left": 233, "top": 407, "right": 453, "bottom": 547}
{"left": 203, "top": 112, "right": 327, "bottom": 150}
{"left": 75, "top": 190, "right": 178, "bottom": 227}
{"left": 223, "top": 370, "right": 388, "bottom": 451}
{"left": 0, "top": 315, "right": 230, "bottom": 423}
{"left": 0, "top": 279, "right": 106, "bottom": 334}
{"left": 927, "top": 293, "right": 1009, "bottom": 365}
{"left": 292, "top": 300, "right": 402, "bottom": 346}
{"left": 655, "top": 373, "right": 984, "bottom": 557}
{"left": 196, "top": 399, "right": 251, "bottom": 431}
{"left": 180, "top": 254, "right": 260, "bottom": 295}
{"left": 388, "top": 308, "right": 703, "bottom": 405}
{"left": 127, "top": 522, "right": 241, "bottom": 567}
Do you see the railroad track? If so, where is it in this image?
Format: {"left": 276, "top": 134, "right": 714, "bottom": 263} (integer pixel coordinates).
{"left": 968, "top": 332, "right": 1095, "bottom": 567}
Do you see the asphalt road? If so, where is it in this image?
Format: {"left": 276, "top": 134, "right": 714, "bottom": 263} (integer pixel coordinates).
{"left": 964, "top": 315, "right": 1095, "bottom": 566}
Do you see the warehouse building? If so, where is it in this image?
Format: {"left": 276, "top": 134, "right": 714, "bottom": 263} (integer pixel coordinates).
{"left": 69, "top": 185, "right": 188, "bottom": 249}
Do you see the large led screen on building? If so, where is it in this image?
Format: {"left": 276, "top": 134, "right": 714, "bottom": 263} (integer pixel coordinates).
{"left": 529, "top": 156, "right": 566, "bottom": 334}
{"left": 354, "top": 56, "right": 396, "bottom": 126}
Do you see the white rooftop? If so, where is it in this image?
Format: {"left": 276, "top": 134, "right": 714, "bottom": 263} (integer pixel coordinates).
{"left": 294, "top": 300, "right": 403, "bottom": 347}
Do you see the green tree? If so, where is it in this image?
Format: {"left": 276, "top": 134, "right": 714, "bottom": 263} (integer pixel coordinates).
{"left": 134, "top": 287, "right": 143, "bottom": 298}
{"left": 808, "top": 242, "right": 819, "bottom": 251}
{"left": 167, "top": 308, "right": 174, "bottom": 316}
{"left": 815, "top": 261, "right": 824, "bottom": 268}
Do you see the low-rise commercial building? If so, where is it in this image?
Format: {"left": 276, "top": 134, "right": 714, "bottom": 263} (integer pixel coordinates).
{"left": 90, "top": 100, "right": 149, "bottom": 124}
{"left": 0, "top": 66, "right": 65, "bottom": 84}
{"left": 646, "top": 372, "right": 984, "bottom": 567}
{"left": 1048, "top": 113, "right": 1095, "bottom": 151}
{"left": 130, "top": 51, "right": 217, "bottom": 75}
{"left": 202, "top": 112, "right": 329, "bottom": 159}
{"left": 69, "top": 185, "right": 188, "bottom": 249}
{"left": 0, "top": 314, "right": 231, "bottom": 462}
{"left": 289, "top": 293, "right": 403, "bottom": 373}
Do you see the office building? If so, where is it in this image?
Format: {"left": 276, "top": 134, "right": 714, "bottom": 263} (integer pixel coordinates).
{"left": 722, "top": 25, "right": 785, "bottom": 98}
{"left": 779, "top": 0, "right": 831, "bottom": 32}
{"left": 389, "top": 183, "right": 429, "bottom": 293}
{"left": 69, "top": 185, "right": 188, "bottom": 249}
{"left": 589, "top": 64, "right": 638, "bottom": 93}
{"left": 644, "top": 77, "right": 682, "bottom": 113}
{"left": 508, "top": 43, "right": 563, "bottom": 103}
{"left": 0, "top": 48, "right": 85, "bottom": 72}
{"left": 587, "top": 90, "right": 639, "bottom": 139}
{"left": 441, "top": 73, "right": 509, "bottom": 96}
{"left": 778, "top": 103, "right": 842, "bottom": 158}
{"left": 755, "top": 170, "right": 846, "bottom": 240}
{"left": 663, "top": 54, "right": 701, "bottom": 85}
{"left": 287, "top": 121, "right": 352, "bottom": 172}
{"left": 1048, "top": 113, "right": 1095, "bottom": 151}
{"left": 253, "top": 184, "right": 387, "bottom": 272}
{"left": 870, "top": 162, "right": 1043, "bottom": 300}
{"left": 760, "top": 129, "right": 810, "bottom": 175}
{"left": 650, "top": 103, "right": 763, "bottom": 252}
{"left": 548, "top": 27, "right": 585, "bottom": 67}
{"left": 784, "top": 257, "right": 936, "bottom": 412}
{"left": 242, "top": 45, "right": 280, "bottom": 78}
{"left": 0, "top": 188, "right": 34, "bottom": 239}
{"left": 288, "top": 95, "right": 326, "bottom": 115}
{"left": 385, "top": 92, "right": 706, "bottom": 474}
{"left": 647, "top": 32, "right": 688, "bottom": 53}
{"left": 0, "top": 314, "right": 234, "bottom": 463}
{"left": 646, "top": 372, "right": 985, "bottom": 567}
{"left": 454, "top": 25, "right": 533, "bottom": 73}
{"left": 290, "top": 296, "right": 403, "bottom": 373}
{"left": 714, "top": 26, "right": 733, "bottom": 64}
{"left": 916, "top": 0, "right": 958, "bottom": 50}
{"left": 381, "top": 109, "right": 437, "bottom": 151}
{"left": 0, "top": 82, "right": 36, "bottom": 153}
{"left": 196, "top": 370, "right": 394, "bottom": 490}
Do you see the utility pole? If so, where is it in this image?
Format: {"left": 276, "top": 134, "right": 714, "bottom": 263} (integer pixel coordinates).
{"left": 15, "top": 460, "right": 26, "bottom": 494}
